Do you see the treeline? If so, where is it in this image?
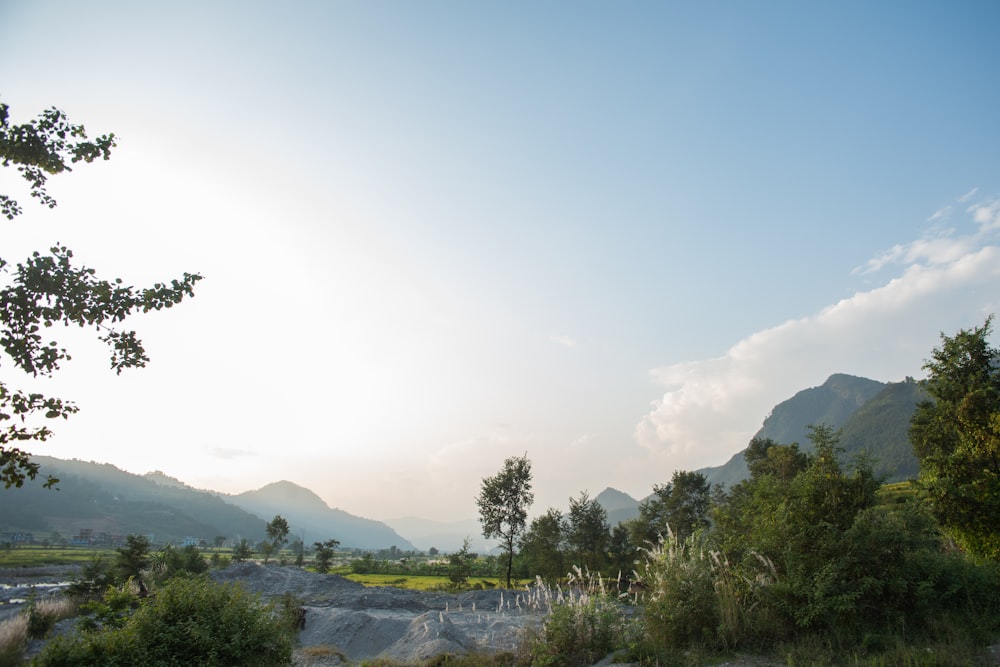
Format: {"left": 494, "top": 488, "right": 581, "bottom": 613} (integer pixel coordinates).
{"left": 511, "top": 424, "right": 1000, "bottom": 659}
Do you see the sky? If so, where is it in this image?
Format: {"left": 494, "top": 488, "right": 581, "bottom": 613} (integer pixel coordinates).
{"left": 1, "top": 1, "right": 999, "bottom": 523}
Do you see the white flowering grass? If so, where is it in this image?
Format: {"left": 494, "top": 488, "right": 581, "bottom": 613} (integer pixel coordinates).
{"left": 0, "top": 614, "right": 28, "bottom": 666}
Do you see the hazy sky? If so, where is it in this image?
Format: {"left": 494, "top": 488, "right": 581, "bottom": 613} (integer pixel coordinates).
{"left": 2, "top": 2, "right": 999, "bottom": 522}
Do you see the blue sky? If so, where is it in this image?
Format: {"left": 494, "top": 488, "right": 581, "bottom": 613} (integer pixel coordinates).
{"left": 2, "top": 2, "right": 999, "bottom": 522}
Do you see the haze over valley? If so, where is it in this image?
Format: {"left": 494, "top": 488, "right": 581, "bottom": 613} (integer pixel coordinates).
{"left": 1, "top": 3, "right": 998, "bottom": 522}
{"left": 2, "top": 373, "right": 926, "bottom": 553}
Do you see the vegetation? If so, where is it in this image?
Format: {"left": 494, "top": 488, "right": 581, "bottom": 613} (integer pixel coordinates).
{"left": 232, "top": 538, "right": 254, "bottom": 562}
{"left": 4, "top": 305, "right": 998, "bottom": 664}
{"left": 631, "top": 470, "right": 711, "bottom": 547}
{"left": 476, "top": 454, "right": 533, "bottom": 588}
{"left": 262, "top": 515, "right": 290, "bottom": 565}
{"left": 564, "top": 491, "right": 610, "bottom": 573}
{"left": 0, "top": 102, "right": 201, "bottom": 489}
{"left": 911, "top": 317, "right": 1000, "bottom": 561}
{"left": 37, "top": 577, "right": 295, "bottom": 666}
{"left": 312, "top": 538, "right": 340, "bottom": 574}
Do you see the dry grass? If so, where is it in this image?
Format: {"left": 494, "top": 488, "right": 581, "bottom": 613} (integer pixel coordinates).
{"left": 0, "top": 615, "right": 28, "bottom": 667}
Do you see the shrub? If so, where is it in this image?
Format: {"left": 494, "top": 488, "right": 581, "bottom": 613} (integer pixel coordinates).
{"left": 640, "top": 534, "right": 719, "bottom": 648}
{"left": 521, "top": 595, "right": 627, "bottom": 667}
{"left": 65, "top": 555, "right": 115, "bottom": 601}
{"left": 37, "top": 577, "right": 295, "bottom": 666}
{"left": 516, "top": 568, "right": 631, "bottom": 667}
{"left": 25, "top": 598, "right": 75, "bottom": 639}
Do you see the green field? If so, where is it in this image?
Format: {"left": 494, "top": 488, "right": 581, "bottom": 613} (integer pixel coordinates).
{"left": 0, "top": 545, "right": 111, "bottom": 568}
{"left": 342, "top": 572, "right": 528, "bottom": 590}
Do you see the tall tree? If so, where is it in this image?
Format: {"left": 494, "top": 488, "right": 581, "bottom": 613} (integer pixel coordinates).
{"left": 632, "top": 470, "right": 711, "bottom": 547}
{"left": 476, "top": 453, "right": 533, "bottom": 588}
{"left": 911, "top": 317, "right": 1000, "bottom": 561}
{"left": 0, "top": 102, "right": 201, "bottom": 489}
{"left": 265, "top": 515, "right": 290, "bottom": 564}
{"left": 312, "top": 538, "right": 340, "bottom": 574}
{"left": 115, "top": 534, "right": 151, "bottom": 585}
{"left": 518, "top": 507, "right": 565, "bottom": 583}
{"left": 565, "top": 490, "right": 609, "bottom": 572}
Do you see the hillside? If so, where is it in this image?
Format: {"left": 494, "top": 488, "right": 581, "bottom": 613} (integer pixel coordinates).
{"left": 0, "top": 457, "right": 266, "bottom": 544}
{"left": 0, "top": 458, "right": 415, "bottom": 550}
{"left": 595, "top": 487, "right": 641, "bottom": 526}
{"left": 230, "top": 481, "right": 415, "bottom": 551}
{"left": 837, "top": 378, "right": 926, "bottom": 482}
{"left": 700, "top": 374, "right": 923, "bottom": 488}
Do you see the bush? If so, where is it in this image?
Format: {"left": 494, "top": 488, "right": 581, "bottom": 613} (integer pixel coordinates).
{"left": 640, "top": 535, "right": 720, "bottom": 648}
{"left": 25, "top": 598, "right": 75, "bottom": 640}
{"left": 521, "top": 596, "right": 627, "bottom": 667}
{"left": 37, "top": 577, "right": 295, "bottom": 666}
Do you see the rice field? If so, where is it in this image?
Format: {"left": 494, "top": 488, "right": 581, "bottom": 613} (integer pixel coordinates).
{"left": 0, "top": 546, "right": 109, "bottom": 569}
{"left": 343, "top": 572, "right": 530, "bottom": 591}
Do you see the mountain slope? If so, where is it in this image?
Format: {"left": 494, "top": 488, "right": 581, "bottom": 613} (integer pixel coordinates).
{"left": 836, "top": 379, "right": 925, "bottom": 482}
{"left": 595, "top": 487, "right": 641, "bottom": 526}
{"left": 0, "top": 458, "right": 416, "bottom": 550}
{"left": 0, "top": 457, "right": 266, "bottom": 543}
{"left": 229, "top": 481, "right": 416, "bottom": 551}
{"left": 700, "top": 374, "right": 888, "bottom": 488}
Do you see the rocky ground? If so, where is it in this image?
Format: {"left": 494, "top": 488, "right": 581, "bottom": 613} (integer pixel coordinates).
{"left": 1, "top": 563, "right": 549, "bottom": 665}
{"left": 12, "top": 563, "right": 995, "bottom": 666}
{"left": 0, "top": 565, "right": 80, "bottom": 624}
{"left": 210, "top": 562, "right": 546, "bottom": 664}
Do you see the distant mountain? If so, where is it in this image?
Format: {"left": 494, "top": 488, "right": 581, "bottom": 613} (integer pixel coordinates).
{"left": 380, "top": 516, "right": 487, "bottom": 554}
{"left": 229, "top": 481, "right": 416, "bottom": 551}
{"left": 595, "top": 487, "right": 641, "bottom": 526}
{"left": 700, "top": 374, "right": 922, "bottom": 488}
{"left": 837, "top": 379, "right": 926, "bottom": 482}
{"left": 1, "top": 457, "right": 417, "bottom": 551}
{"left": 0, "top": 456, "right": 266, "bottom": 544}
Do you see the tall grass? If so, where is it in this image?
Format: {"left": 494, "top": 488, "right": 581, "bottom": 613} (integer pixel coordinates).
{"left": 514, "top": 566, "right": 635, "bottom": 667}
{"left": 0, "top": 597, "right": 77, "bottom": 667}
{"left": 0, "top": 615, "right": 28, "bottom": 667}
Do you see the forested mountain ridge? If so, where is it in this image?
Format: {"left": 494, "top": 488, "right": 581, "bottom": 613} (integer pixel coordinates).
{"left": 1, "top": 374, "right": 926, "bottom": 547}
{"left": 230, "top": 481, "right": 415, "bottom": 551}
{"left": 0, "top": 456, "right": 266, "bottom": 544}
{"left": 0, "top": 458, "right": 413, "bottom": 550}
{"left": 699, "top": 374, "right": 923, "bottom": 488}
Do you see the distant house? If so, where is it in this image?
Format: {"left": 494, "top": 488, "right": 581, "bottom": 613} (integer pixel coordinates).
{"left": 181, "top": 536, "right": 200, "bottom": 547}
{"left": 71, "top": 528, "right": 94, "bottom": 545}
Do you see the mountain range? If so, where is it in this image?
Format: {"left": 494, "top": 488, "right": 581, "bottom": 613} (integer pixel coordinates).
{"left": 1, "top": 373, "right": 926, "bottom": 551}
{"left": 0, "top": 457, "right": 413, "bottom": 551}
{"left": 588, "top": 374, "right": 926, "bottom": 525}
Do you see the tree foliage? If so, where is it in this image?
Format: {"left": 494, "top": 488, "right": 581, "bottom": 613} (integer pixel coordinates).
{"left": 518, "top": 507, "right": 565, "bottom": 583}
{"left": 115, "top": 534, "right": 151, "bottom": 585}
{"left": 476, "top": 453, "right": 533, "bottom": 588}
{"left": 312, "top": 538, "right": 340, "bottom": 574}
{"left": 39, "top": 577, "right": 295, "bottom": 666}
{"left": 631, "top": 470, "right": 711, "bottom": 547}
{"left": 232, "top": 539, "right": 254, "bottom": 563}
{"left": 911, "top": 317, "right": 1000, "bottom": 561}
{"left": 266, "top": 515, "right": 290, "bottom": 549}
{"left": 565, "top": 491, "right": 609, "bottom": 573}
{"left": 0, "top": 102, "right": 202, "bottom": 489}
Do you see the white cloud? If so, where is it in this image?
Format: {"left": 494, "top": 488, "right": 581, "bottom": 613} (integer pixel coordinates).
{"left": 927, "top": 206, "right": 951, "bottom": 223}
{"left": 548, "top": 334, "right": 579, "bottom": 349}
{"left": 635, "top": 203, "right": 1000, "bottom": 475}
{"left": 970, "top": 198, "right": 1000, "bottom": 231}
{"left": 958, "top": 187, "right": 979, "bottom": 203}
